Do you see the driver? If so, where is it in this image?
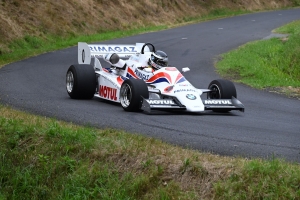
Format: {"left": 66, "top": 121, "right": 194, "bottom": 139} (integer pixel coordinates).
{"left": 148, "top": 50, "right": 168, "bottom": 71}
{"left": 104, "top": 50, "right": 168, "bottom": 72}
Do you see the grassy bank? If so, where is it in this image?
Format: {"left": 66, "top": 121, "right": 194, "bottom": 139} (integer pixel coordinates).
{"left": 0, "top": 25, "right": 167, "bottom": 67}
{"left": 1, "top": 0, "right": 297, "bottom": 58}
{"left": 0, "top": 8, "right": 249, "bottom": 67}
{"left": 1, "top": 106, "right": 299, "bottom": 199}
{"left": 216, "top": 20, "right": 300, "bottom": 98}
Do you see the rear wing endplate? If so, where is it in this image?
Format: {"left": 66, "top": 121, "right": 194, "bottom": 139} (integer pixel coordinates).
{"left": 78, "top": 42, "right": 148, "bottom": 64}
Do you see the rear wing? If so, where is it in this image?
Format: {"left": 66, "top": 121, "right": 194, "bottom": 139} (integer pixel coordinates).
{"left": 78, "top": 42, "right": 148, "bottom": 65}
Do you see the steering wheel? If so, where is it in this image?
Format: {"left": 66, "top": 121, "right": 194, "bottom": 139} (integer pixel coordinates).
{"left": 141, "top": 43, "right": 155, "bottom": 54}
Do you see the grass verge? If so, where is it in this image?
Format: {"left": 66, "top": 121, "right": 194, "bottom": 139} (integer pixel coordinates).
{"left": 216, "top": 20, "right": 300, "bottom": 99}
{"left": 1, "top": 105, "right": 300, "bottom": 199}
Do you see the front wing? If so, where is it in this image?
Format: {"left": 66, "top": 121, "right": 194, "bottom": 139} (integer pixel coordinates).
{"left": 141, "top": 98, "right": 186, "bottom": 112}
{"left": 141, "top": 97, "right": 245, "bottom": 113}
{"left": 203, "top": 97, "right": 245, "bottom": 112}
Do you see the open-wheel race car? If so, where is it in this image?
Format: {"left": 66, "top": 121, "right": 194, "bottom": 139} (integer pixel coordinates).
{"left": 66, "top": 42, "right": 244, "bottom": 113}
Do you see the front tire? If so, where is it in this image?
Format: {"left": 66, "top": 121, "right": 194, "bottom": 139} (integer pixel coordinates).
{"left": 66, "top": 64, "right": 96, "bottom": 99}
{"left": 120, "top": 79, "right": 149, "bottom": 112}
{"left": 207, "top": 79, "right": 237, "bottom": 99}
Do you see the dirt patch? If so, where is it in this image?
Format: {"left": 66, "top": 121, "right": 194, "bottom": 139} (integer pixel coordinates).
{"left": 91, "top": 148, "right": 240, "bottom": 199}
{"left": 266, "top": 86, "right": 300, "bottom": 100}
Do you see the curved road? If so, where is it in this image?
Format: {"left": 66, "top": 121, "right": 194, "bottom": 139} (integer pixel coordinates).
{"left": 1, "top": 9, "right": 300, "bottom": 162}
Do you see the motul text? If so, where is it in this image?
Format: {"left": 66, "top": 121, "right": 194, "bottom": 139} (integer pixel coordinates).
{"left": 99, "top": 85, "right": 117, "bottom": 101}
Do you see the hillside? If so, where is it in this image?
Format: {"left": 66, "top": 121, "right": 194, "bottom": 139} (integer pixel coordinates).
{"left": 0, "top": 0, "right": 298, "bottom": 54}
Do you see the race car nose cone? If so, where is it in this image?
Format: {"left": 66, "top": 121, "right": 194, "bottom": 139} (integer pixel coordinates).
{"left": 176, "top": 92, "right": 204, "bottom": 112}
{"left": 186, "top": 94, "right": 197, "bottom": 100}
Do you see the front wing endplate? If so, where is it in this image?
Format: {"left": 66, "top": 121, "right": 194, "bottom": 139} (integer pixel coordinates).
{"left": 203, "top": 97, "right": 245, "bottom": 112}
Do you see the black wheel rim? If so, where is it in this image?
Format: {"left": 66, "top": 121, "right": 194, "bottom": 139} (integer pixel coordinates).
{"left": 208, "top": 84, "right": 221, "bottom": 99}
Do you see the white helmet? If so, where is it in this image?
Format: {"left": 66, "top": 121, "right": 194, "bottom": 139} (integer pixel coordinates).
{"left": 148, "top": 50, "right": 168, "bottom": 70}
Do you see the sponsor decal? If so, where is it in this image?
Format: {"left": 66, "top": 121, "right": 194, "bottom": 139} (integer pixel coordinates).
{"left": 91, "top": 54, "right": 104, "bottom": 58}
{"left": 152, "top": 105, "right": 172, "bottom": 108}
{"left": 204, "top": 100, "right": 232, "bottom": 104}
{"left": 90, "top": 45, "right": 137, "bottom": 53}
{"left": 92, "top": 54, "right": 132, "bottom": 58}
{"left": 134, "top": 69, "right": 150, "bottom": 80}
{"left": 186, "top": 94, "right": 196, "bottom": 100}
{"left": 126, "top": 67, "right": 139, "bottom": 79}
{"left": 178, "top": 83, "right": 191, "bottom": 87}
{"left": 165, "top": 67, "right": 177, "bottom": 71}
{"left": 99, "top": 85, "right": 117, "bottom": 101}
{"left": 146, "top": 99, "right": 175, "bottom": 105}
{"left": 209, "top": 106, "right": 235, "bottom": 108}
{"left": 100, "top": 74, "right": 120, "bottom": 88}
{"left": 164, "top": 86, "right": 174, "bottom": 93}
{"left": 174, "top": 89, "right": 196, "bottom": 93}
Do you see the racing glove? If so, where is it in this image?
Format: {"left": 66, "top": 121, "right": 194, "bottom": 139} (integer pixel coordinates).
{"left": 104, "top": 53, "right": 126, "bottom": 69}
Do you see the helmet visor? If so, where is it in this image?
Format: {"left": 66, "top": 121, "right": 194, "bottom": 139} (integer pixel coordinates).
{"left": 156, "top": 58, "right": 168, "bottom": 67}
{"left": 151, "top": 55, "right": 168, "bottom": 68}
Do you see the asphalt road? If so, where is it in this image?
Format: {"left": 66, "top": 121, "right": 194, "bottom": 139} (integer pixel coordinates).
{"left": 1, "top": 9, "right": 300, "bottom": 162}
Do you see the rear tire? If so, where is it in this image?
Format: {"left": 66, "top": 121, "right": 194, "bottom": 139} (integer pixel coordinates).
{"left": 66, "top": 64, "right": 96, "bottom": 99}
{"left": 120, "top": 79, "right": 149, "bottom": 112}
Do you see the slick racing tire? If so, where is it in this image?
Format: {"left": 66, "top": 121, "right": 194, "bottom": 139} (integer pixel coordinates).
{"left": 66, "top": 64, "right": 96, "bottom": 99}
{"left": 207, "top": 79, "right": 237, "bottom": 112}
{"left": 207, "top": 79, "right": 237, "bottom": 99}
{"left": 120, "top": 78, "right": 149, "bottom": 112}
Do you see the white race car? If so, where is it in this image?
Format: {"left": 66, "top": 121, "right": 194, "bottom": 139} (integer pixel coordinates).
{"left": 66, "top": 42, "right": 245, "bottom": 113}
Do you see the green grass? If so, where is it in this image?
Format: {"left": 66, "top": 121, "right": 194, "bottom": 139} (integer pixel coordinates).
{"left": 181, "top": 8, "right": 247, "bottom": 23}
{"left": 214, "top": 158, "right": 300, "bottom": 199}
{"left": 216, "top": 20, "right": 300, "bottom": 90}
{"left": 1, "top": 103, "right": 300, "bottom": 199}
{"left": 0, "top": 109, "right": 197, "bottom": 199}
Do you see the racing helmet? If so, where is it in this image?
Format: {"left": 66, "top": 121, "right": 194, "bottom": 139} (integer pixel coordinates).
{"left": 148, "top": 50, "right": 168, "bottom": 70}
